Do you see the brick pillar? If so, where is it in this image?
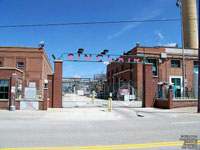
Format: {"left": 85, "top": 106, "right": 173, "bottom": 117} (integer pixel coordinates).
{"left": 47, "top": 74, "right": 53, "bottom": 108}
{"left": 168, "top": 89, "right": 173, "bottom": 109}
{"left": 143, "top": 63, "right": 158, "bottom": 107}
{"left": 10, "top": 73, "right": 17, "bottom": 108}
{"left": 53, "top": 60, "right": 63, "bottom": 108}
{"left": 43, "top": 88, "right": 48, "bottom": 110}
{"left": 136, "top": 63, "right": 143, "bottom": 101}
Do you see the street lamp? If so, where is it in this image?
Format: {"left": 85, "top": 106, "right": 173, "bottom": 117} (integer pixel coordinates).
{"left": 52, "top": 54, "right": 56, "bottom": 60}
{"left": 77, "top": 48, "right": 84, "bottom": 54}
{"left": 176, "top": 0, "right": 185, "bottom": 98}
{"left": 44, "top": 79, "right": 48, "bottom": 88}
{"left": 101, "top": 49, "right": 109, "bottom": 55}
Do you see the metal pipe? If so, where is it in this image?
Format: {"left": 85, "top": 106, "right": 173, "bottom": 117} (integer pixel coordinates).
{"left": 165, "top": 59, "right": 168, "bottom": 82}
{"left": 179, "top": 2, "right": 185, "bottom": 97}
{"left": 158, "top": 58, "right": 160, "bottom": 82}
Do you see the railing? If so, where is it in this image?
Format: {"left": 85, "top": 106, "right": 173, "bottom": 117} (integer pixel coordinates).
{"left": 156, "top": 88, "right": 197, "bottom": 100}
{"left": 173, "top": 97, "right": 197, "bottom": 101}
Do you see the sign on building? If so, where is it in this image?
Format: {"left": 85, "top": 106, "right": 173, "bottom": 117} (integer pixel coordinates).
{"left": 24, "top": 87, "right": 36, "bottom": 99}
{"left": 20, "top": 101, "right": 39, "bottom": 110}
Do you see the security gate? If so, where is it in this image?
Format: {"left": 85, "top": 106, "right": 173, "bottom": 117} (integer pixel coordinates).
{"left": 62, "top": 80, "right": 144, "bottom": 108}
{"left": 50, "top": 52, "right": 149, "bottom": 109}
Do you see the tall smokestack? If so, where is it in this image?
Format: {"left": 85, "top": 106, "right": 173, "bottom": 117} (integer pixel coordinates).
{"left": 181, "top": 0, "right": 198, "bottom": 49}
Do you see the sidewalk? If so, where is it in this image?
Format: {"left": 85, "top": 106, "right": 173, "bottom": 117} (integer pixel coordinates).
{"left": 0, "top": 106, "right": 199, "bottom": 122}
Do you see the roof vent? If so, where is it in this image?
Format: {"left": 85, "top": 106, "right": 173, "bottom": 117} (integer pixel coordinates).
{"left": 39, "top": 41, "right": 45, "bottom": 48}
{"left": 136, "top": 42, "right": 140, "bottom": 47}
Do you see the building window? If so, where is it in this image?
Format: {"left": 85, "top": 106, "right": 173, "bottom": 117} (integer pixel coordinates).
{"left": 130, "top": 63, "right": 133, "bottom": 81}
{"left": 17, "top": 62, "right": 24, "bottom": 68}
{"left": 0, "top": 62, "right": 2, "bottom": 67}
{"left": 111, "top": 70, "right": 114, "bottom": 83}
{"left": 107, "top": 71, "right": 110, "bottom": 77}
{"left": 171, "top": 60, "right": 180, "bottom": 68}
{"left": 121, "top": 65, "right": 124, "bottom": 71}
{"left": 147, "top": 59, "right": 157, "bottom": 76}
{"left": 0, "top": 80, "right": 9, "bottom": 99}
{"left": 193, "top": 61, "right": 198, "bottom": 72}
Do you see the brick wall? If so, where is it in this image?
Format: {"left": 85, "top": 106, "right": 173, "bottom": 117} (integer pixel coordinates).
{"left": 143, "top": 63, "right": 158, "bottom": 107}
{"left": 0, "top": 68, "right": 23, "bottom": 109}
{"left": 43, "top": 88, "right": 48, "bottom": 110}
{"left": 0, "top": 47, "right": 53, "bottom": 99}
{"left": 173, "top": 100, "right": 198, "bottom": 108}
{"left": 154, "top": 99, "right": 169, "bottom": 109}
{"left": 0, "top": 101, "right": 9, "bottom": 109}
{"left": 155, "top": 89, "right": 197, "bottom": 109}
{"left": 47, "top": 74, "right": 53, "bottom": 108}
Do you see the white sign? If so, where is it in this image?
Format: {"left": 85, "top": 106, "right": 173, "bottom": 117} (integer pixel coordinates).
{"left": 120, "top": 89, "right": 129, "bottom": 95}
{"left": 11, "top": 86, "right": 16, "bottom": 93}
{"left": 29, "top": 82, "right": 36, "bottom": 88}
{"left": 20, "top": 101, "right": 39, "bottom": 110}
{"left": 77, "top": 90, "right": 84, "bottom": 96}
{"left": 124, "top": 95, "right": 129, "bottom": 102}
{"left": 24, "top": 87, "right": 36, "bottom": 99}
{"left": 129, "top": 95, "right": 136, "bottom": 100}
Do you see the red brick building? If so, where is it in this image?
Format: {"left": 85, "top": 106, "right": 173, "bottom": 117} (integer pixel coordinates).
{"left": 0, "top": 46, "right": 52, "bottom": 110}
{"left": 107, "top": 45, "right": 198, "bottom": 100}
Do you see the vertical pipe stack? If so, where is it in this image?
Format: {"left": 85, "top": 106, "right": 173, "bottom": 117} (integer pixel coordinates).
{"left": 181, "top": 0, "right": 198, "bottom": 49}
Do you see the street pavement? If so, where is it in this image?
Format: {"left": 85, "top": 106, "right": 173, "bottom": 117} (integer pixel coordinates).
{"left": 0, "top": 94, "right": 200, "bottom": 150}
{"left": 62, "top": 94, "right": 142, "bottom": 108}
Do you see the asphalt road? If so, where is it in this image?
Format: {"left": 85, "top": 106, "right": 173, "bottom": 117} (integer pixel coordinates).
{"left": 0, "top": 96, "right": 199, "bottom": 150}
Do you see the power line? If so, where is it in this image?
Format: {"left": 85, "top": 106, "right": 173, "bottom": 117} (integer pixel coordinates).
{"left": 0, "top": 18, "right": 183, "bottom": 28}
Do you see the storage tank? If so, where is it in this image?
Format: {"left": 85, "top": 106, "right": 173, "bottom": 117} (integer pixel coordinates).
{"left": 181, "top": 0, "right": 198, "bottom": 49}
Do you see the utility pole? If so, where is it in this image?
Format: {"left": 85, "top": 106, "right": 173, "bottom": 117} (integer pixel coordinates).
{"left": 176, "top": 0, "right": 185, "bottom": 97}
{"left": 198, "top": 42, "right": 200, "bottom": 113}
{"left": 198, "top": 0, "right": 200, "bottom": 113}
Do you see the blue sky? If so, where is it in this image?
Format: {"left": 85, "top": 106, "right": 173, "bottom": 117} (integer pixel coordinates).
{"left": 0, "top": 0, "right": 199, "bottom": 77}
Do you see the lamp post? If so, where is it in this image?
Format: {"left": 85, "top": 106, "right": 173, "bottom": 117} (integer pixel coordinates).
{"left": 176, "top": 0, "right": 185, "bottom": 98}
{"left": 44, "top": 79, "right": 48, "bottom": 88}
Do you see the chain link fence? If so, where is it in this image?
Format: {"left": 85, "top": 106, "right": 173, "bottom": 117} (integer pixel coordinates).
{"left": 102, "top": 82, "right": 144, "bottom": 101}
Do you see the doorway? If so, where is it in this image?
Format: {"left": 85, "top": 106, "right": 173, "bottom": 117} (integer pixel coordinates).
{"left": 169, "top": 76, "right": 182, "bottom": 97}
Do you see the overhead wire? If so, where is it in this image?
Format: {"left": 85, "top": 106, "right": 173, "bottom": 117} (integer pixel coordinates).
{"left": 0, "top": 18, "right": 184, "bottom": 28}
